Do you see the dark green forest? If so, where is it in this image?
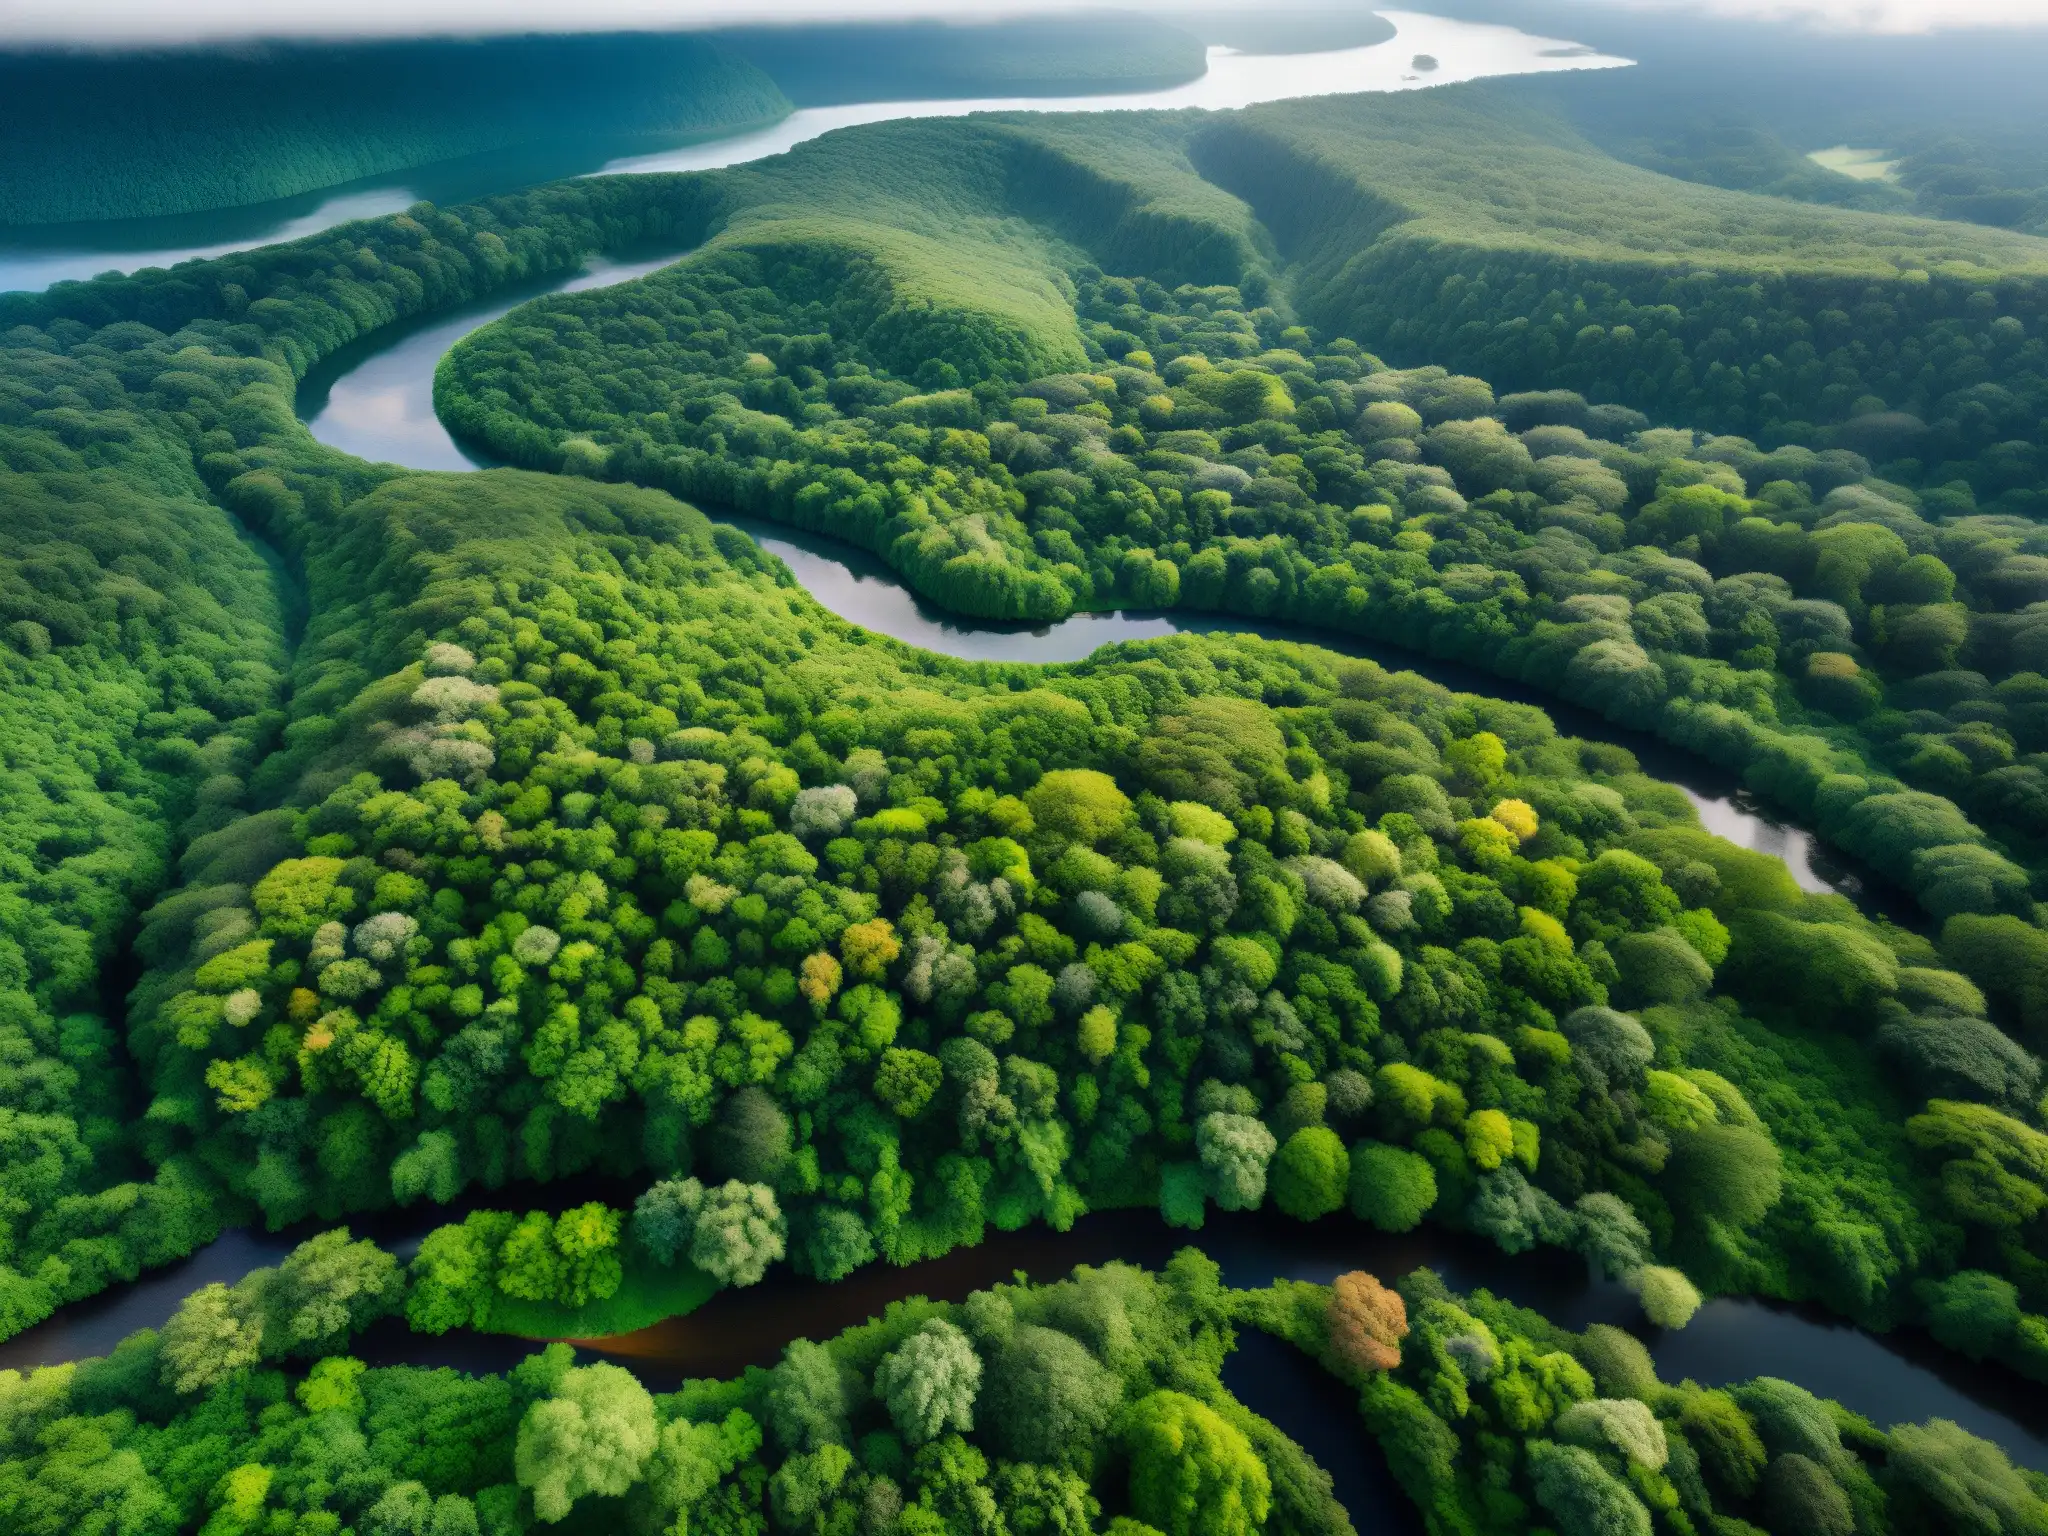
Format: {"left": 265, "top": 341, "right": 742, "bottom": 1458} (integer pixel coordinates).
{"left": 431, "top": 108, "right": 2048, "bottom": 939}
{"left": 7, "top": 50, "right": 2048, "bottom": 1536}
{"left": 0, "top": 36, "right": 789, "bottom": 228}
{"left": 0, "top": 144, "right": 1968, "bottom": 1361}
{"left": 712, "top": 18, "right": 1208, "bottom": 106}
{"left": 17, "top": 1243, "right": 2040, "bottom": 1536}
{"left": 1509, "top": 16, "right": 2048, "bottom": 237}
{"left": 0, "top": 15, "right": 1216, "bottom": 230}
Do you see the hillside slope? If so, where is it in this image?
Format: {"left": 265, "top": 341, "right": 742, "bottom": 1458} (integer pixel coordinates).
{"left": 718, "top": 15, "right": 1208, "bottom": 104}
{"left": 1182, "top": 85, "right": 2048, "bottom": 470}
{"left": 0, "top": 35, "right": 790, "bottom": 228}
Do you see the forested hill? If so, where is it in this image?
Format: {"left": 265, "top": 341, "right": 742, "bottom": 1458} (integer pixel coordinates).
{"left": 1487, "top": 9, "right": 2048, "bottom": 236}
{"left": 1184, "top": 84, "right": 2048, "bottom": 454}
{"left": 0, "top": 35, "right": 790, "bottom": 228}
{"left": 715, "top": 17, "right": 1210, "bottom": 106}
{"left": 0, "top": 14, "right": 1217, "bottom": 231}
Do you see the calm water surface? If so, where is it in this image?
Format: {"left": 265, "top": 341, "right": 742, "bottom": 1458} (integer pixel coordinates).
{"left": 0, "top": 12, "right": 1628, "bottom": 294}
{"left": 596, "top": 12, "right": 1629, "bottom": 177}
{"left": 7, "top": 10, "right": 2010, "bottom": 1509}
{"left": 9, "top": 1195, "right": 2040, "bottom": 1477}
{"left": 300, "top": 254, "right": 1857, "bottom": 910}
{"left": 725, "top": 513, "right": 1868, "bottom": 905}
{"left": 296, "top": 250, "right": 687, "bottom": 469}
{"left": 384, "top": 1209, "right": 2048, "bottom": 1480}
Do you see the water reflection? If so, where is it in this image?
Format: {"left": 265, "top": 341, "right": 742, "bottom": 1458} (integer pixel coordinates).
{"left": 0, "top": 11, "right": 1628, "bottom": 295}
{"left": 0, "top": 1171, "right": 648, "bottom": 1376}
{"left": 1223, "top": 1330, "right": 1423, "bottom": 1536}
{"left": 0, "top": 188, "right": 421, "bottom": 296}
{"left": 5, "top": 1181, "right": 2043, "bottom": 1474}
{"left": 335, "top": 1207, "right": 2048, "bottom": 1474}
{"left": 0, "top": 1229, "right": 304, "bottom": 1373}
{"left": 1681, "top": 786, "right": 1833, "bottom": 894}
{"left": 296, "top": 250, "right": 687, "bottom": 468}
{"left": 728, "top": 513, "right": 1870, "bottom": 907}
{"left": 596, "top": 13, "right": 1631, "bottom": 177}
{"left": 291, "top": 212, "right": 1878, "bottom": 916}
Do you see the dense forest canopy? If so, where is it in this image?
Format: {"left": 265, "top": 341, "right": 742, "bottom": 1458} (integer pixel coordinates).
{"left": 15, "top": 1245, "right": 2040, "bottom": 1536}
{"left": 7, "top": 37, "right": 2048, "bottom": 1536}
{"left": 427, "top": 105, "right": 2048, "bottom": 933}
{"left": 0, "top": 35, "right": 789, "bottom": 229}
{"left": 2, "top": 82, "right": 2047, "bottom": 1368}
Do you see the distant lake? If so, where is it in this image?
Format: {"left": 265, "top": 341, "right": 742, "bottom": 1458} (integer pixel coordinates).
{"left": 0, "top": 11, "right": 1630, "bottom": 294}
{"left": 592, "top": 11, "right": 1631, "bottom": 177}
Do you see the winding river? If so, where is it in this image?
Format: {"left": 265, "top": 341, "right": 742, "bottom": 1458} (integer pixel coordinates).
{"left": 9, "top": 25, "right": 2021, "bottom": 1511}
{"left": 297, "top": 249, "right": 1863, "bottom": 909}
{"left": 0, "top": 11, "right": 1629, "bottom": 295}
{"left": 0, "top": 219, "right": 2031, "bottom": 1495}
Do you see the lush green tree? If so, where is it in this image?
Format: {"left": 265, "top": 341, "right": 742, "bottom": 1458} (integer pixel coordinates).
{"left": 1763, "top": 1454, "right": 1853, "bottom": 1536}
{"left": 262, "top": 1229, "right": 403, "bottom": 1358}
{"left": 1665, "top": 1124, "right": 1784, "bottom": 1230}
{"left": 981, "top": 1325, "right": 1122, "bottom": 1467}
{"left": 1671, "top": 1387, "right": 1766, "bottom": 1499}
{"left": 515, "top": 1362, "right": 659, "bottom": 1522}
{"left": 1923, "top": 1270, "right": 2026, "bottom": 1361}
{"left": 712, "top": 1086, "right": 795, "bottom": 1184}
{"left": 769, "top": 1339, "right": 851, "bottom": 1453}
{"left": 1575, "top": 1325, "right": 1658, "bottom": 1399}
{"left": 771, "top": 1443, "right": 856, "bottom": 1532}
{"left": 1622, "top": 1277, "right": 1703, "bottom": 1335}
{"left": 1907, "top": 1100, "right": 2048, "bottom": 1229}
{"left": 1269, "top": 1129, "right": 1349, "bottom": 1221}
{"left": 1887, "top": 1418, "right": 2048, "bottom": 1536}
{"left": 1026, "top": 771, "right": 1132, "bottom": 846}
{"left": 1468, "top": 1167, "right": 1570, "bottom": 1255}
{"left": 1555, "top": 1399, "right": 1666, "bottom": 1468}
{"left": 1125, "top": 1391, "right": 1272, "bottom": 1536}
{"left": 1573, "top": 1195, "right": 1652, "bottom": 1280}
{"left": 1348, "top": 1142, "right": 1438, "bottom": 1233}
{"left": 633, "top": 1180, "right": 698, "bottom": 1267}
{"left": 688, "top": 1181, "right": 787, "bottom": 1287}
{"left": 876, "top": 1319, "right": 982, "bottom": 1444}
{"left": 158, "top": 1281, "right": 263, "bottom": 1395}
{"left": 792, "top": 1204, "right": 878, "bottom": 1284}
{"left": 1196, "top": 1114, "right": 1276, "bottom": 1213}
{"left": 1526, "top": 1440, "right": 1651, "bottom": 1536}
{"left": 646, "top": 1407, "right": 763, "bottom": 1525}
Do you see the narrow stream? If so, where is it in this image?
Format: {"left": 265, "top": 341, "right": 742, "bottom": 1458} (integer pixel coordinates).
{"left": 0, "top": 12, "right": 1629, "bottom": 295}
{"left": 296, "top": 252, "right": 1866, "bottom": 911}
{"left": 8, "top": 22, "right": 1995, "bottom": 1498}
{"left": 343, "top": 1208, "right": 2048, "bottom": 1478}
{"left": 721, "top": 512, "right": 1867, "bottom": 905}
{"left": 295, "top": 249, "right": 689, "bottom": 469}
{"left": 1, "top": 266, "right": 2011, "bottom": 1470}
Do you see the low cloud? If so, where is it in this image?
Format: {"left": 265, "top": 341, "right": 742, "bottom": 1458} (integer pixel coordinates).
{"left": 9, "top": 0, "right": 1137, "bottom": 46}
{"left": 2, "top": 0, "right": 2040, "bottom": 45}
{"left": 1579, "top": 0, "right": 2048, "bottom": 33}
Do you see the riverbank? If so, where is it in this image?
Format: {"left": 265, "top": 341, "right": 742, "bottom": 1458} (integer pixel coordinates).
{"left": 0, "top": 12, "right": 1628, "bottom": 294}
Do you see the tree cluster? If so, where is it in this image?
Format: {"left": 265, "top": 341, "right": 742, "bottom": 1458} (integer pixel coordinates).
{"left": 1250, "top": 1264, "right": 2048, "bottom": 1536}
{"left": 8, "top": 1243, "right": 2038, "bottom": 1536}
